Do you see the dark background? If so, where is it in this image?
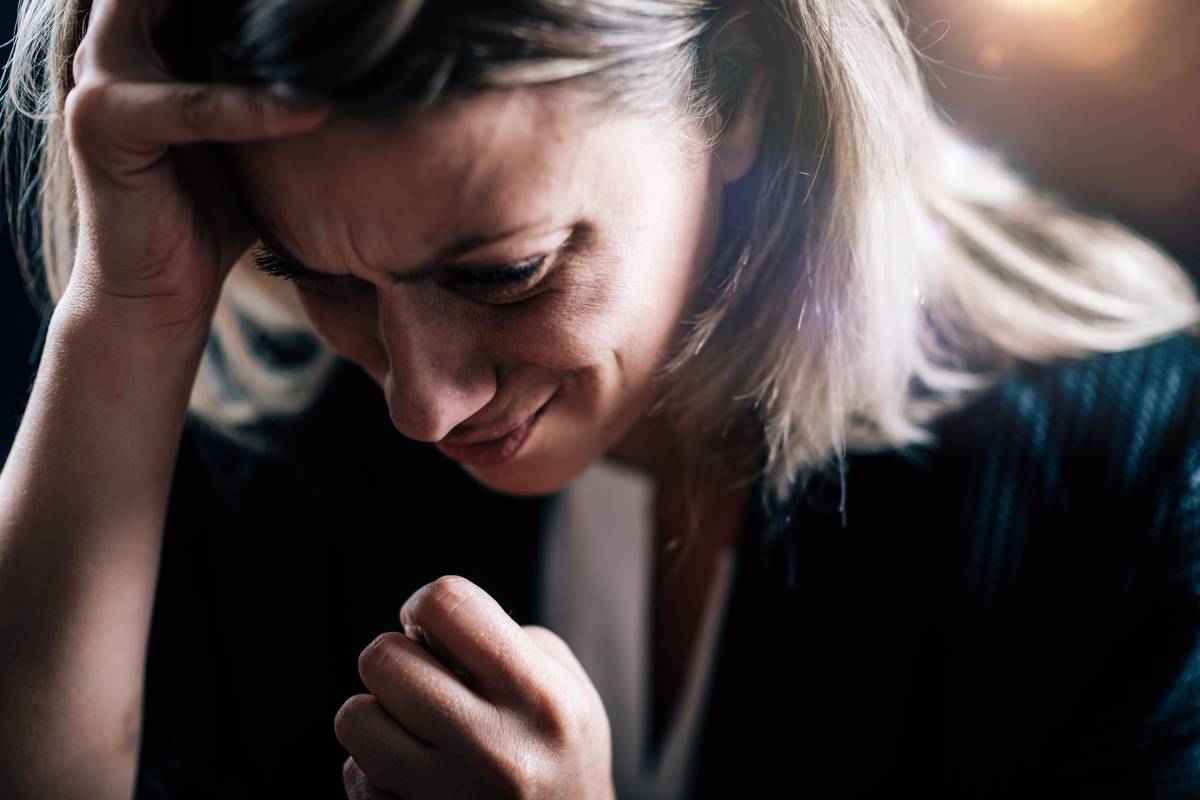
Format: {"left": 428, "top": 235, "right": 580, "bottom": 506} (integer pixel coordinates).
{"left": 2, "top": 0, "right": 37, "bottom": 458}
{"left": 3, "top": 0, "right": 1198, "bottom": 457}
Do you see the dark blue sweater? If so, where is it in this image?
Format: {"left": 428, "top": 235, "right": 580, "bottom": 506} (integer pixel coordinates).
{"left": 131, "top": 333, "right": 1200, "bottom": 798}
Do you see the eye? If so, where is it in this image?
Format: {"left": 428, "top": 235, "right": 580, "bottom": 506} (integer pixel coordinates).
{"left": 250, "top": 241, "right": 556, "bottom": 305}
{"left": 250, "top": 245, "right": 292, "bottom": 279}
{"left": 445, "top": 254, "right": 550, "bottom": 304}
{"left": 251, "top": 245, "right": 372, "bottom": 299}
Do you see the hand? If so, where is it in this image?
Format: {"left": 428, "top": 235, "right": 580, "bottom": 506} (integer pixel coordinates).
{"left": 336, "top": 575, "right": 615, "bottom": 800}
{"left": 64, "top": 0, "right": 330, "bottom": 334}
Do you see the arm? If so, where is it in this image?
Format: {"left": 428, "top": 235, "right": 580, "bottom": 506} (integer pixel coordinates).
{"left": 0, "top": 0, "right": 330, "bottom": 793}
{"left": 0, "top": 296, "right": 209, "bottom": 798}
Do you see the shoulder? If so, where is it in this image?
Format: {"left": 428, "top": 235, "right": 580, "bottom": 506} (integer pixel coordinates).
{"left": 924, "top": 332, "right": 1200, "bottom": 513}
{"left": 936, "top": 331, "right": 1200, "bottom": 458}
{"left": 905, "top": 332, "right": 1200, "bottom": 555}
{"left": 778, "top": 332, "right": 1200, "bottom": 625}
{"left": 792, "top": 333, "right": 1200, "bottom": 523}
{"left": 797, "top": 334, "right": 1200, "bottom": 788}
{"left": 913, "top": 329, "right": 1200, "bottom": 573}
{"left": 768, "top": 333, "right": 1200, "bottom": 540}
{"left": 923, "top": 334, "right": 1200, "bottom": 790}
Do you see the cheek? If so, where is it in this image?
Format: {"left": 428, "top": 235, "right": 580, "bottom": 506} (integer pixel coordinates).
{"left": 290, "top": 249, "right": 692, "bottom": 409}
{"left": 494, "top": 259, "right": 689, "bottom": 394}
{"left": 297, "top": 289, "right": 386, "bottom": 376}
{"left": 493, "top": 289, "right": 621, "bottom": 370}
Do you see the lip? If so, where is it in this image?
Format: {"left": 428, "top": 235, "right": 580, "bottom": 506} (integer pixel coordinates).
{"left": 435, "top": 397, "right": 553, "bottom": 467}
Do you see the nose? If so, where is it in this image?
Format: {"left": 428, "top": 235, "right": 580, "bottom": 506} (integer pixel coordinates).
{"left": 376, "top": 292, "right": 495, "bottom": 442}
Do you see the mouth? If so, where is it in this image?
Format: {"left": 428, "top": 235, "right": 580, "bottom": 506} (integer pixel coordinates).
{"left": 434, "top": 395, "right": 554, "bottom": 467}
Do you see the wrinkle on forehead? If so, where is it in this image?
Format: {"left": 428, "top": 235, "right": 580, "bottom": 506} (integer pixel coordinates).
{"left": 227, "top": 85, "right": 656, "bottom": 277}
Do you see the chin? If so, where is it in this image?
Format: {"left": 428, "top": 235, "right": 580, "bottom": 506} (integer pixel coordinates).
{"left": 438, "top": 404, "right": 602, "bottom": 497}
{"left": 459, "top": 453, "right": 594, "bottom": 497}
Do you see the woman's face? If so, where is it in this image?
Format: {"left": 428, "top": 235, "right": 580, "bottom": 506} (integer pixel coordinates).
{"left": 229, "top": 86, "right": 737, "bottom": 496}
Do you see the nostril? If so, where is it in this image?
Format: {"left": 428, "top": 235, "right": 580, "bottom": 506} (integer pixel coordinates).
{"left": 385, "top": 397, "right": 453, "bottom": 443}
{"left": 383, "top": 372, "right": 495, "bottom": 444}
{"left": 375, "top": 305, "right": 497, "bottom": 442}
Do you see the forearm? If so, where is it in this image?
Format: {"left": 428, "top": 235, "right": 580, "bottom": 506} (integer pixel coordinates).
{"left": 0, "top": 288, "right": 210, "bottom": 798}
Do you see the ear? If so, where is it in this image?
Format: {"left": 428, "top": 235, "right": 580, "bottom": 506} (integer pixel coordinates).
{"left": 708, "top": 11, "right": 770, "bottom": 185}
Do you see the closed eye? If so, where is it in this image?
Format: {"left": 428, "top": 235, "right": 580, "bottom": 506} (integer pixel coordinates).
{"left": 250, "top": 243, "right": 356, "bottom": 288}
{"left": 443, "top": 254, "right": 548, "bottom": 302}
{"left": 249, "top": 237, "right": 561, "bottom": 304}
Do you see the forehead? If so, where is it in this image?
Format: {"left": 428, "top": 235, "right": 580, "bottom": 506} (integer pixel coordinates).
{"left": 227, "top": 86, "right": 654, "bottom": 261}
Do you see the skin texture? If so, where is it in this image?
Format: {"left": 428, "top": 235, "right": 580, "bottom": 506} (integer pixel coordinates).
{"left": 338, "top": 574, "right": 619, "bottom": 799}
{"left": 226, "top": 82, "right": 768, "bottom": 797}
{"left": 0, "top": 0, "right": 767, "bottom": 790}
{"left": 227, "top": 86, "right": 740, "bottom": 496}
{"left": 0, "top": 0, "right": 335, "bottom": 796}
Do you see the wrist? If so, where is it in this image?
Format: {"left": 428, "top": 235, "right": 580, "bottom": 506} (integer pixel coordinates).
{"left": 51, "top": 280, "right": 215, "bottom": 364}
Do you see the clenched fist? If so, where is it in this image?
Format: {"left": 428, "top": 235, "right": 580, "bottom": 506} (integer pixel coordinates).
{"left": 336, "top": 575, "right": 615, "bottom": 799}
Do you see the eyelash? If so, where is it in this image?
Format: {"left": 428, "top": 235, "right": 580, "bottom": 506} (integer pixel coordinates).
{"left": 445, "top": 255, "right": 547, "bottom": 300}
{"left": 249, "top": 245, "right": 549, "bottom": 303}
{"left": 250, "top": 246, "right": 304, "bottom": 282}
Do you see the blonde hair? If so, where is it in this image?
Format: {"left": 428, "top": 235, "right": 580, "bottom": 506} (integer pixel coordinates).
{"left": 5, "top": 0, "right": 1198, "bottom": 508}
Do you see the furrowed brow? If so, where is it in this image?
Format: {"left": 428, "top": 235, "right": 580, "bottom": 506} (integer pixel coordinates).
{"left": 243, "top": 201, "right": 554, "bottom": 284}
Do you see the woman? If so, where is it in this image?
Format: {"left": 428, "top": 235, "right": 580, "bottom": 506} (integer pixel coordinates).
{"left": 1, "top": 0, "right": 1198, "bottom": 797}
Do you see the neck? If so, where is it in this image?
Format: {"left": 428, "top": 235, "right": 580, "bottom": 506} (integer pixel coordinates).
{"left": 606, "top": 405, "right": 761, "bottom": 560}
{"left": 605, "top": 410, "right": 680, "bottom": 483}
{"left": 607, "top": 403, "right": 761, "bottom": 483}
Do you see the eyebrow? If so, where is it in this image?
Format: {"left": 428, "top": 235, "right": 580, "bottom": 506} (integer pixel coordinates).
{"left": 246, "top": 208, "right": 553, "bottom": 286}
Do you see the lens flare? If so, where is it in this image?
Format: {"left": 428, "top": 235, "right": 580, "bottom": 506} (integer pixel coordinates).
{"left": 962, "top": 0, "right": 1161, "bottom": 74}
{"left": 999, "top": 0, "right": 1114, "bottom": 15}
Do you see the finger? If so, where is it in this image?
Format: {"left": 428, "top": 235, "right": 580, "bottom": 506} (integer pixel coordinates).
{"left": 522, "top": 624, "right": 591, "bottom": 686}
{"left": 400, "top": 576, "right": 543, "bottom": 705}
{"left": 334, "top": 694, "right": 443, "bottom": 799}
{"left": 83, "top": 0, "right": 174, "bottom": 76}
{"left": 343, "top": 757, "right": 403, "bottom": 800}
{"left": 65, "top": 80, "right": 330, "bottom": 160}
{"left": 358, "top": 631, "right": 496, "bottom": 748}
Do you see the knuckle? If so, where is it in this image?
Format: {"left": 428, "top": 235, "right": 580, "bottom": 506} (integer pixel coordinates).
{"left": 63, "top": 81, "right": 111, "bottom": 147}
{"left": 333, "top": 693, "right": 375, "bottom": 744}
{"left": 429, "top": 573, "right": 471, "bottom": 602}
{"left": 523, "top": 624, "right": 567, "bottom": 656}
{"left": 426, "top": 574, "right": 473, "bottom": 610}
{"left": 522, "top": 623, "right": 552, "bottom": 640}
{"left": 64, "top": 81, "right": 106, "bottom": 128}
{"left": 522, "top": 685, "right": 577, "bottom": 743}
{"left": 403, "top": 574, "right": 471, "bottom": 626}
{"left": 178, "top": 85, "right": 218, "bottom": 132}
{"left": 357, "top": 630, "right": 407, "bottom": 683}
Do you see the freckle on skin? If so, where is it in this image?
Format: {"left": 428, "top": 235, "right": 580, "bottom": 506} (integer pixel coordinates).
{"left": 227, "top": 84, "right": 719, "bottom": 497}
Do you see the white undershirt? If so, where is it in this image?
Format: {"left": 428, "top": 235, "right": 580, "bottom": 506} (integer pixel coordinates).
{"left": 538, "top": 458, "right": 737, "bottom": 800}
